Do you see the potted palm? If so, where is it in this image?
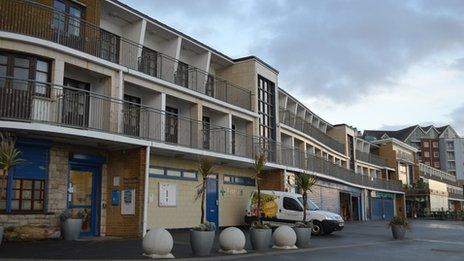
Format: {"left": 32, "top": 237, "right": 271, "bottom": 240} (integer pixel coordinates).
{"left": 388, "top": 216, "right": 410, "bottom": 240}
{"left": 60, "top": 209, "right": 85, "bottom": 241}
{"left": 249, "top": 150, "right": 272, "bottom": 251}
{"left": 0, "top": 133, "right": 23, "bottom": 245}
{"left": 293, "top": 173, "right": 317, "bottom": 248}
{"left": 190, "top": 157, "right": 216, "bottom": 256}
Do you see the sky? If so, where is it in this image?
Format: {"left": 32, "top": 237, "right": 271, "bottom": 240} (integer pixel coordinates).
{"left": 121, "top": 0, "right": 464, "bottom": 135}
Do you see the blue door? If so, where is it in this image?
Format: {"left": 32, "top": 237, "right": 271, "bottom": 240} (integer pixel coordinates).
{"left": 206, "top": 178, "right": 219, "bottom": 228}
{"left": 383, "top": 199, "right": 394, "bottom": 220}
{"left": 68, "top": 164, "right": 101, "bottom": 237}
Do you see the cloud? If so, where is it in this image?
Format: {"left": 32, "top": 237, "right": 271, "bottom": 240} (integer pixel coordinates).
{"left": 121, "top": 0, "right": 464, "bottom": 104}
{"left": 449, "top": 105, "right": 464, "bottom": 135}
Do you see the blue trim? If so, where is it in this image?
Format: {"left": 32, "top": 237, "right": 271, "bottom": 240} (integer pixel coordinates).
{"left": 224, "top": 175, "right": 256, "bottom": 186}
{"left": 68, "top": 163, "right": 102, "bottom": 237}
{"left": 16, "top": 138, "right": 52, "bottom": 148}
{"left": 70, "top": 153, "right": 106, "bottom": 165}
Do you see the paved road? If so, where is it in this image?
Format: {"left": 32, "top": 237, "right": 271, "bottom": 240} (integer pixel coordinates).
{"left": 208, "top": 220, "right": 464, "bottom": 261}
{"left": 1, "top": 220, "right": 463, "bottom": 260}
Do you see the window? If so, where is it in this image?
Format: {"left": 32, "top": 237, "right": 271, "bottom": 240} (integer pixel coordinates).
{"left": 223, "top": 175, "right": 255, "bottom": 186}
{"left": 283, "top": 197, "right": 303, "bottom": 211}
{"left": 11, "top": 179, "right": 45, "bottom": 211}
{"left": 423, "top": 141, "right": 429, "bottom": 148}
{"left": 433, "top": 151, "right": 439, "bottom": 158}
{"left": 425, "top": 161, "right": 430, "bottom": 166}
{"left": 149, "top": 166, "right": 197, "bottom": 180}
{"left": 258, "top": 75, "right": 276, "bottom": 141}
{"left": 123, "top": 94, "right": 141, "bottom": 136}
{"left": 100, "top": 29, "right": 120, "bottom": 63}
{"left": 0, "top": 52, "right": 51, "bottom": 96}
{"left": 432, "top": 141, "right": 438, "bottom": 148}
{"left": 434, "top": 162, "right": 440, "bottom": 168}
{"left": 424, "top": 151, "right": 430, "bottom": 158}
{"left": 53, "top": 0, "right": 85, "bottom": 37}
{"left": 138, "top": 47, "right": 158, "bottom": 77}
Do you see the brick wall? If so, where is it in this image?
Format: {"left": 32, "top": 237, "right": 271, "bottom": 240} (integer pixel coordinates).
{"left": 105, "top": 148, "right": 146, "bottom": 238}
{"left": 260, "top": 170, "right": 284, "bottom": 191}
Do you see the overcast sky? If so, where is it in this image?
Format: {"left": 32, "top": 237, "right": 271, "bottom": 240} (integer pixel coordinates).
{"left": 121, "top": 0, "right": 464, "bottom": 135}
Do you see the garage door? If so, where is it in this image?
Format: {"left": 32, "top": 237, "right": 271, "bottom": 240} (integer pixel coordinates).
{"left": 370, "top": 197, "right": 394, "bottom": 221}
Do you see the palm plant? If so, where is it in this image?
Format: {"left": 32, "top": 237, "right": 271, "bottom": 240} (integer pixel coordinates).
{"left": 294, "top": 173, "right": 317, "bottom": 222}
{"left": 0, "top": 133, "right": 23, "bottom": 201}
{"left": 195, "top": 157, "right": 214, "bottom": 225}
{"left": 253, "top": 150, "right": 267, "bottom": 226}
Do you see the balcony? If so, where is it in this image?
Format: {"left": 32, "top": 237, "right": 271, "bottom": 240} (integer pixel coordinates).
{"left": 0, "top": 77, "right": 403, "bottom": 192}
{"left": 355, "top": 150, "right": 389, "bottom": 168}
{"left": 0, "top": 0, "right": 252, "bottom": 110}
{"left": 279, "top": 108, "right": 345, "bottom": 154}
{"left": 448, "top": 192, "right": 464, "bottom": 200}
{"left": 396, "top": 150, "right": 415, "bottom": 163}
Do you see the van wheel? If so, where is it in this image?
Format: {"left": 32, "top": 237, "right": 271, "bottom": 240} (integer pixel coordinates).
{"left": 312, "top": 221, "right": 324, "bottom": 236}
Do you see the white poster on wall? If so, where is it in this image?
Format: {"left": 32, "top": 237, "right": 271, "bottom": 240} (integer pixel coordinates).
{"left": 159, "top": 183, "right": 177, "bottom": 207}
{"left": 121, "top": 189, "right": 135, "bottom": 215}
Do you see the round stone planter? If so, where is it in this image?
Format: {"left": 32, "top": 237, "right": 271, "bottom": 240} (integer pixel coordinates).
{"left": 219, "top": 227, "right": 247, "bottom": 254}
{"left": 293, "top": 227, "right": 311, "bottom": 248}
{"left": 62, "top": 218, "right": 82, "bottom": 241}
{"left": 272, "top": 225, "right": 297, "bottom": 249}
{"left": 190, "top": 230, "right": 215, "bottom": 256}
{"left": 250, "top": 228, "right": 272, "bottom": 251}
{"left": 391, "top": 225, "right": 406, "bottom": 240}
{"left": 142, "top": 228, "right": 174, "bottom": 259}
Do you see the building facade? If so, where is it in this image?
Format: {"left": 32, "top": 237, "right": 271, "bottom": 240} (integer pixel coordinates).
{"left": 0, "top": 0, "right": 405, "bottom": 239}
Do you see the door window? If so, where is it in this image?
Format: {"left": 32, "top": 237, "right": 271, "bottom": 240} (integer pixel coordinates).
{"left": 62, "top": 78, "right": 90, "bottom": 127}
{"left": 283, "top": 197, "right": 303, "bottom": 211}
{"left": 202, "top": 116, "right": 210, "bottom": 149}
{"left": 175, "top": 62, "right": 189, "bottom": 88}
{"left": 53, "top": 0, "right": 85, "bottom": 37}
{"left": 123, "top": 94, "right": 141, "bottom": 136}
{"left": 165, "top": 106, "right": 178, "bottom": 143}
{"left": 139, "top": 47, "right": 158, "bottom": 77}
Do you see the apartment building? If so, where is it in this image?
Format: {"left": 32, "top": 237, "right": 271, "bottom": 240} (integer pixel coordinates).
{"left": 364, "top": 125, "right": 464, "bottom": 180}
{"left": 0, "top": 0, "right": 405, "bottom": 239}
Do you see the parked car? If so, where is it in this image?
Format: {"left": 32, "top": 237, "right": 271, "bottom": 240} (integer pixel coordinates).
{"left": 245, "top": 190, "right": 344, "bottom": 235}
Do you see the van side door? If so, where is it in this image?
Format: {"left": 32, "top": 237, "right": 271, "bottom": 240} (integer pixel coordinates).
{"left": 278, "top": 196, "right": 304, "bottom": 222}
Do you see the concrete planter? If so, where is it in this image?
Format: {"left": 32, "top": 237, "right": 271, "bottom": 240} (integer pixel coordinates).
{"left": 142, "top": 228, "right": 174, "bottom": 259}
{"left": 219, "top": 227, "right": 247, "bottom": 254}
{"left": 250, "top": 228, "right": 271, "bottom": 250}
{"left": 391, "top": 225, "right": 406, "bottom": 240}
{"left": 0, "top": 226, "right": 3, "bottom": 245}
{"left": 272, "top": 225, "right": 297, "bottom": 249}
{"left": 62, "top": 219, "right": 82, "bottom": 241}
{"left": 293, "top": 227, "right": 311, "bottom": 248}
{"left": 190, "top": 230, "right": 215, "bottom": 256}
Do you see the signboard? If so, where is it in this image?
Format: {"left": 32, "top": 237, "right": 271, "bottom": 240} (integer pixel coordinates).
{"left": 159, "top": 183, "right": 177, "bottom": 207}
{"left": 121, "top": 189, "right": 135, "bottom": 215}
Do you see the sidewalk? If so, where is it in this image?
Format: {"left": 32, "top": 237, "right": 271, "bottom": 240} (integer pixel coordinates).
{"left": 0, "top": 227, "right": 297, "bottom": 259}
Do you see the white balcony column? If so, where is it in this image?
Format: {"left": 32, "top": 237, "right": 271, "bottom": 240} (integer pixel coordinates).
{"left": 116, "top": 70, "right": 124, "bottom": 134}
{"left": 172, "top": 37, "right": 182, "bottom": 73}
{"left": 159, "top": 92, "right": 166, "bottom": 141}
{"left": 52, "top": 59, "right": 65, "bottom": 85}
{"left": 49, "top": 59, "right": 65, "bottom": 123}
{"left": 136, "top": 20, "right": 147, "bottom": 58}
{"left": 227, "top": 113, "right": 233, "bottom": 154}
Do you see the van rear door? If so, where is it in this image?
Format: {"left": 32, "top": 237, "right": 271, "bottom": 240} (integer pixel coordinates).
{"left": 277, "top": 196, "right": 304, "bottom": 222}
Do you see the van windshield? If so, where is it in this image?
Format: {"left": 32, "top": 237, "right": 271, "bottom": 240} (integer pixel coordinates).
{"left": 297, "top": 197, "right": 319, "bottom": 211}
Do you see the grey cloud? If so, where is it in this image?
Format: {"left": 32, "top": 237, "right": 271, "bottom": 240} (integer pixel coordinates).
{"left": 121, "top": 0, "right": 464, "bottom": 103}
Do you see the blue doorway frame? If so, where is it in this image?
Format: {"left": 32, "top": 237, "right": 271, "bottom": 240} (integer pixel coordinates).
{"left": 68, "top": 163, "right": 101, "bottom": 237}
{"left": 206, "top": 177, "right": 219, "bottom": 228}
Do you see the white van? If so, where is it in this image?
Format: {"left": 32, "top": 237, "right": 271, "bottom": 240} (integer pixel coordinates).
{"left": 245, "top": 190, "right": 344, "bottom": 235}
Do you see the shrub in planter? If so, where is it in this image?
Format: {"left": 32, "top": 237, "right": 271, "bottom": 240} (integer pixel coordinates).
{"left": 59, "top": 209, "right": 84, "bottom": 241}
{"left": 143, "top": 228, "right": 174, "bottom": 259}
{"left": 219, "top": 227, "right": 246, "bottom": 254}
{"left": 190, "top": 222, "right": 216, "bottom": 256}
{"left": 272, "top": 225, "right": 297, "bottom": 249}
{"left": 250, "top": 222, "right": 272, "bottom": 251}
{"left": 293, "top": 221, "right": 312, "bottom": 248}
{"left": 388, "top": 216, "right": 410, "bottom": 240}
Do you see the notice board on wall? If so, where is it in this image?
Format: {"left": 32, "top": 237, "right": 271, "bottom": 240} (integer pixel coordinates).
{"left": 121, "top": 189, "right": 135, "bottom": 215}
{"left": 159, "top": 183, "right": 177, "bottom": 207}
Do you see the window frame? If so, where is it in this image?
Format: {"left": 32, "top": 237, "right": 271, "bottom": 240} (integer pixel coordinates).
{"left": 283, "top": 196, "right": 303, "bottom": 212}
{"left": 10, "top": 179, "right": 46, "bottom": 213}
{"left": 149, "top": 166, "right": 198, "bottom": 181}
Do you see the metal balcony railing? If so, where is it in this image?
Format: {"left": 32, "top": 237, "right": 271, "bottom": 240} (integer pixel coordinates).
{"left": 419, "top": 163, "right": 456, "bottom": 183}
{"left": 448, "top": 192, "right": 464, "bottom": 200}
{"left": 355, "top": 150, "right": 389, "bottom": 167}
{"left": 0, "top": 0, "right": 252, "bottom": 110}
{"left": 279, "top": 108, "right": 345, "bottom": 154}
{"left": 0, "top": 77, "right": 403, "bottom": 192}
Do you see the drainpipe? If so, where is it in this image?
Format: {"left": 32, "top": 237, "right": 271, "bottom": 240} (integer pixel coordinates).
{"left": 142, "top": 146, "right": 151, "bottom": 237}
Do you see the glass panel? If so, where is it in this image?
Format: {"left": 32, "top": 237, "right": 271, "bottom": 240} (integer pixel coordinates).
{"left": 68, "top": 7, "right": 82, "bottom": 37}
{"left": 34, "top": 180, "right": 44, "bottom": 189}
{"left": 23, "top": 180, "right": 33, "bottom": 189}
{"left": 22, "top": 200, "right": 32, "bottom": 210}
{"left": 0, "top": 55, "right": 6, "bottom": 64}
{"left": 33, "top": 201, "right": 43, "bottom": 210}
{"left": 183, "top": 172, "right": 196, "bottom": 179}
{"left": 13, "top": 67, "right": 29, "bottom": 79}
{"left": 166, "top": 170, "right": 181, "bottom": 177}
{"left": 150, "top": 168, "right": 164, "bottom": 175}
{"left": 36, "top": 60, "right": 49, "bottom": 72}
{"left": 23, "top": 190, "right": 32, "bottom": 200}
{"left": 72, "top": 208, "right": 91, "bottom": 233}
{"left": 34, "top": 190, "right": 42, "bottom": 199}
{"left": 70, "top": 170, "right": 93, "bottom": 206}
{"left": 0, "top": 65, "right": 6, "bottom": 88}
{"left": 14, "top": 57, "right": 29, "bottom": 68}
{"left": 11, "top": 200, "right": 19, "bottom": 210}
